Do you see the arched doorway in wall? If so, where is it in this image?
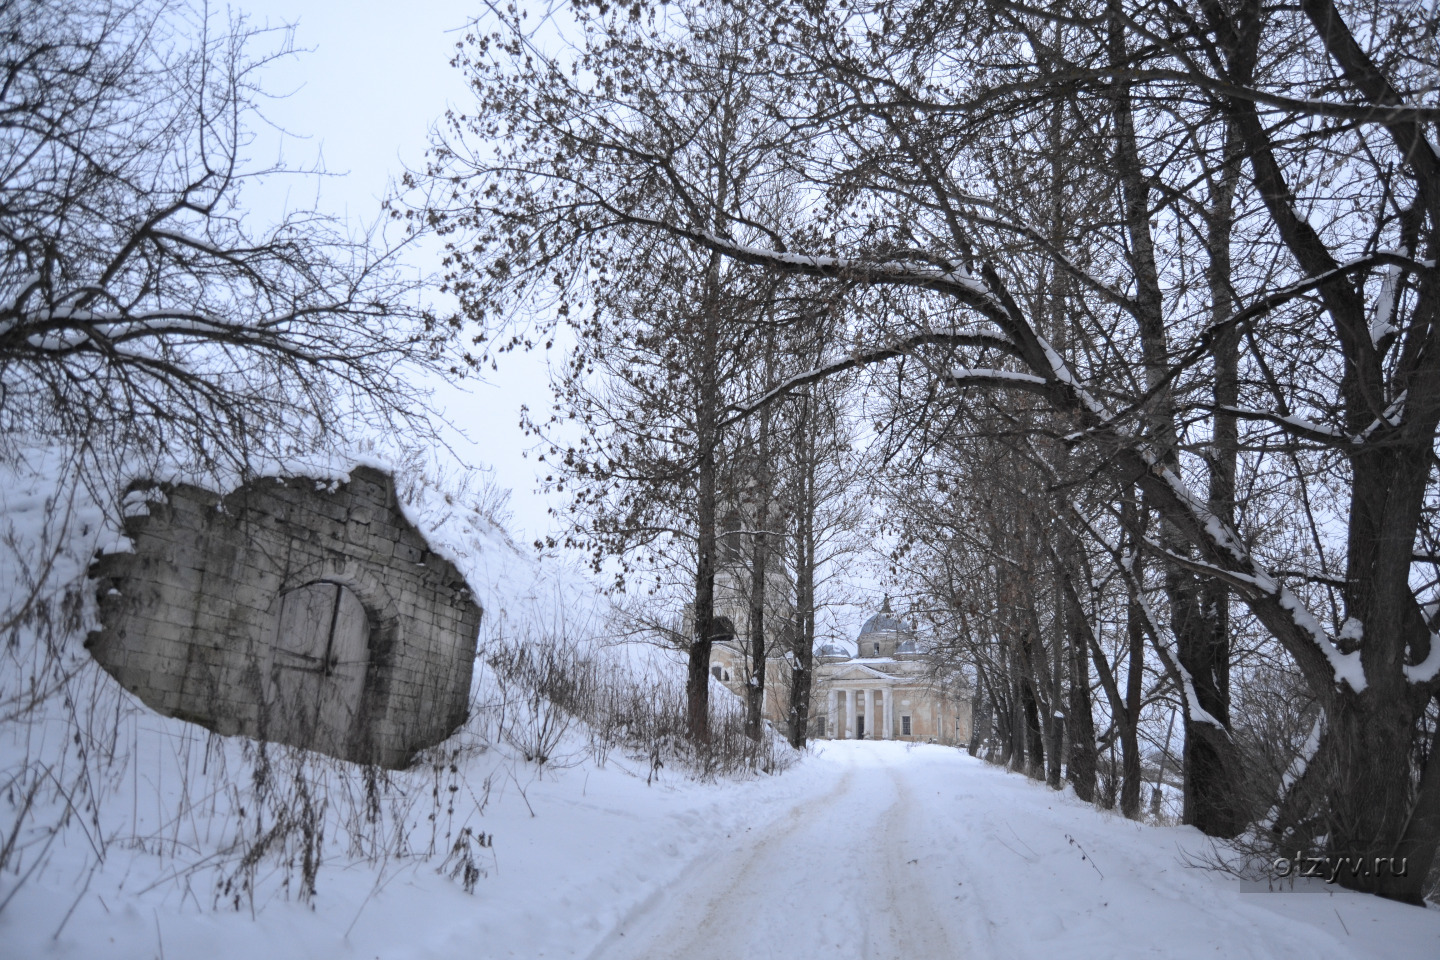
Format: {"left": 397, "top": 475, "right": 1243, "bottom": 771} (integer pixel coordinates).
{"left": 265, "top": 581, "right": 371, "bottom": 754}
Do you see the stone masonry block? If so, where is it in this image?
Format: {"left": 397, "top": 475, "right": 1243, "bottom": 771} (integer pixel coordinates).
{"left": 88, "top": 466, "right": 482, "bottom": 770}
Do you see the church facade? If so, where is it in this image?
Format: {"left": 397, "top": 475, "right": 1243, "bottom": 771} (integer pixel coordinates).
{"left": 709, "top": 597, "right": 972, "bottom": 746}
{"left": 809, "top": 600, "right": 972, "bottom": 744}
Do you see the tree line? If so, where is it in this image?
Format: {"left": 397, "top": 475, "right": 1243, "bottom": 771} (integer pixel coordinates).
{"left": 424, "top": 0, "right": 1440, "bottom": 904}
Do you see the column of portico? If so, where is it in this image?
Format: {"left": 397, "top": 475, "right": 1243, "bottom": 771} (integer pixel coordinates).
{"left": 845, "top": 688, "right": 856, "bottom": 739}
{"left": 882, "top": 687, "right": 893, "bottom": 739}
{"left": 827, "top": 688, "right": 838, "bottom": 739}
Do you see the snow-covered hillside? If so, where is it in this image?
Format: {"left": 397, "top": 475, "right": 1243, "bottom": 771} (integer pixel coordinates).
{"left": 0, "top": 449, "right": 766, "bottom": 957}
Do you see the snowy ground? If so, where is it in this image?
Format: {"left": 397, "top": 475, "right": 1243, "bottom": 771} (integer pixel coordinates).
{"left": 595, "top": 742, "right": 1440, "bottom": 960}
{"left": 3, "top": 453, "right": 1437, "bottom": 958}
{"left": 7, "top": 740, "right": 1438, "bottom": 959}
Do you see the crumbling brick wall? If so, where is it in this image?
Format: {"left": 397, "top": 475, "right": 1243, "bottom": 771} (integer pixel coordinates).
{"left": 86, "top": 465, "right": 482, "bottom": 768}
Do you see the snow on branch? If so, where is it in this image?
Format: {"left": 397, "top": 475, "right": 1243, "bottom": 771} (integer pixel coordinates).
{"left": 1174, "top": 659, "right": 1227, "bottom": 729}
{"left": 1141, "top": 537, "right": 1367, "bottom": 693}
{"left": 694, "top": 230, "right": 992, "bottom": 296}
{"left": 1403, "top": 633, "right": 1440, "bottom": 685}
{"left": 1261, "top": 711, "right": 1326, "bottom": 832}
{"left": 1359, "top": 391, "right": 1407, "bottom": 439}
{"left": 943, "top": 367, "right": 1049, "bottom": 392}
{"left": 1370, "top": 249, "right": 1408, "bottom": 346}
{"left": 1214, "top": 406, "right": 1357, "bottom": 446}
{"left": 722, "top": 330, "right": 1017, "bottom": 425}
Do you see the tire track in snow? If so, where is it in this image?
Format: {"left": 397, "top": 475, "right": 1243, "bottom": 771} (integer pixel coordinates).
{"left": 873, "top": 761, "right": 962, "bottom": 959}
{"left": 585, "top": 757, "right": 858, "bottom": 960}
{"left": 589, "top": 746, "right": 988, "bottom": 960}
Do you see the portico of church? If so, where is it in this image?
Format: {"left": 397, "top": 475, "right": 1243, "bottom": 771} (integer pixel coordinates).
{"left": 827, "top": 685, "right": 901, "bottom": 740}
{"left": 707, "top": 594, "right": 972, "bottom": 745}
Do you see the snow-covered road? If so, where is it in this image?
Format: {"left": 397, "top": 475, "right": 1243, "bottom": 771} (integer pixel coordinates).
{"left": 11, "top": 738, "right": 1440, "bottom": 958}
{"left": 588, "top": 742, "right": 1439, "bottom": 960}
{"left": 592, "top": 747, "right": 964, "bottom": 959}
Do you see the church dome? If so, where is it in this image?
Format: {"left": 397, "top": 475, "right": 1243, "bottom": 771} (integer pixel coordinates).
{"left": 816, "top": 641, "right": 849, "bottom": 659}
{"left": 858, "top": 596, "right": 913, "bottom": 637}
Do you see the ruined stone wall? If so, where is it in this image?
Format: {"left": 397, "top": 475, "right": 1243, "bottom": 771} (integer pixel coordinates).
{"left": 86, "top": 466, "right": 482, "bottom": 768}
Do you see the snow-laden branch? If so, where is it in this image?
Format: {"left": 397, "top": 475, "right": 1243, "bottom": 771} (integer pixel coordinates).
{"left": 1371, "top": 246, "right": 1409, "bottom": 346}
{"left": 1404, "top": 634, "right": 1440, "bottom": 685}
{"left": 680, "top": 226, "right": 999, "bottom": 304}
{"left": 722, "top": 329, "right": 1018, "bottom": 425}
{"left": 1261, "top": 711, "right": 1326, "bottom": 832}
{"left": 1215, "top": 406, "right": 1357, "bottom": 446}
{"left": 944, "top": 367, "right": 1050, "bottom": 392}
{"left": 1359, "top": 391, "right": 1407, "bottom": 439}
{"left": 1141, "top": 536, "right": 1367, "bottom": 693}
{"left": 1173, "top": 659, "right": 1227, "bottom": 729}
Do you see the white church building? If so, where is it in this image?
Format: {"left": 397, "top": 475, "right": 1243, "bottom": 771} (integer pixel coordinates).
{"left": 810, "top": 599, "right": 972, "bottom": 744}
{"left": 710, "top": 597, "right": 972, "bottom": 745}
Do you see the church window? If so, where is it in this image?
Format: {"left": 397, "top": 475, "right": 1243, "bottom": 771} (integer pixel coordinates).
{"left": 901, "top": 715, "right": 912, "bottom": 736}
{"left": 712, "top": 665, "right": 723, "bottom": 680}
{"left": 816, "top": 717, "right": 826, "bottom": 737}
{"left": 872, "top": 642, "right": 880, "bottom": 655}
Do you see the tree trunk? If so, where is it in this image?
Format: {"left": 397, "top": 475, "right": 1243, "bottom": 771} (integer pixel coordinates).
{"left": 1066, "top": 607, "right": 1098, "bottom": 801}
{"left": 969, "top": 680, "right": 991, "bottom": 758}
{"left": 1021, "top": 653, "right": 1045, "bottom": 781}
{"left": 1005, "top": 671, "right": 1024, "bottom": 773}
{"left": 787, "top": 389, "right": 817, "bottom": 748}
{"left": 1173, "top": 574, "right": 1243, "bottom": 835}
{"left": 1387, "top": 701, "right": 1440, "bottom": 903}
{"left": 744, "top": 352, "right": 774, "bottom": 742}
{"left": 1031, "top": 629, "right": 1063, "bottom": 790}
{"left": 1044, "top": 709, "right": 1064, "bottom": 790}
{"left": 1119, "top": 593, "right": 1145, "bottom": 819}
{"left": 685, "top": 253, "right": 723, "bottom": 744}
{"left": 1100, "top": 738, "right": 1118, "bottom": 810}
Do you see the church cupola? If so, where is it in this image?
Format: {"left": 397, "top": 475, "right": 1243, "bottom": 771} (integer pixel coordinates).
{"left": 856, "top": 595, "right": 914, "bottom": 659}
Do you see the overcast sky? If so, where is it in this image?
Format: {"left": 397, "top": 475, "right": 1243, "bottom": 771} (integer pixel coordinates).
{"left": 235, "top": 0, "right": 562, "bottom": 542}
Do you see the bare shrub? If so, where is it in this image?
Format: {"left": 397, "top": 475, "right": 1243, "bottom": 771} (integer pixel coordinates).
{"left": 482, "top": 623, "right": 795, "bottom": 783}
{"left": 439, "top": 827, "right": 493, "bottom": 895}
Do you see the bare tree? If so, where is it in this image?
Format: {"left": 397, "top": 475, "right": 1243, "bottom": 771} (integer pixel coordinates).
{"left": 434, "top": 0, "right": 1440, "bottom": 902}
{"left": 0, "top": 0, "right": 453, "bottom": 482}
{"left": 431, "top": 1, "right": 800, "bottom": 743}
